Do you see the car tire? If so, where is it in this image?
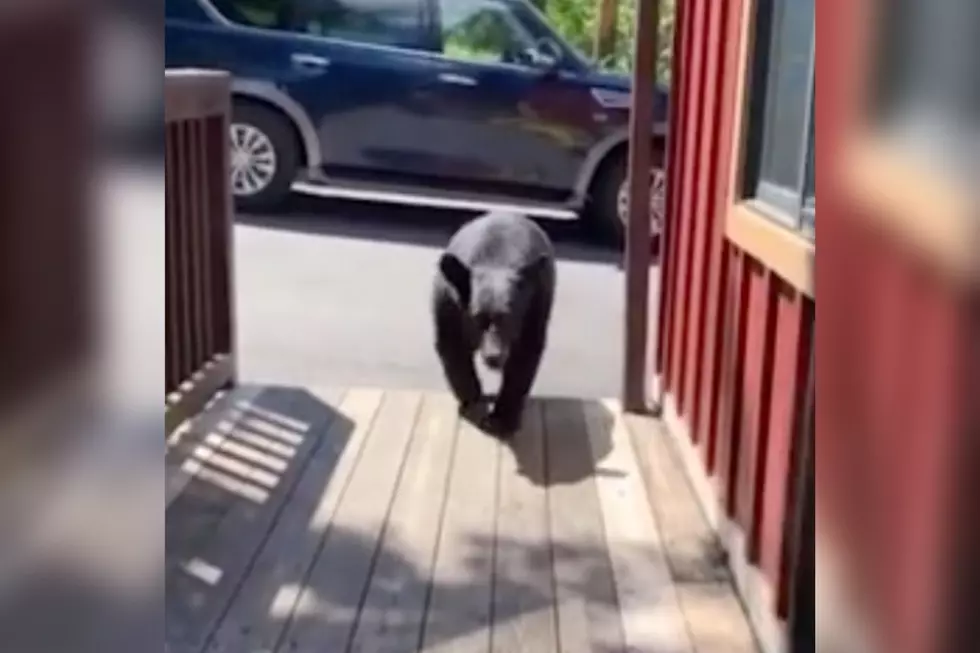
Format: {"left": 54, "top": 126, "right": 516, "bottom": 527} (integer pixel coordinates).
{"left": 586, "top": 144, "right": 666, "bottom": 249}
{"left": 229, "top": 102, "right": 299, "bottom": 213}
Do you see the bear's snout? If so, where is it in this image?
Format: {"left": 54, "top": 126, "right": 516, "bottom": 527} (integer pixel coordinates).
{"left": 480, "top": 334, "right": 508, "bottom": 371}
{"left": 483, "top": 351, "right": 505, "bottom": 371}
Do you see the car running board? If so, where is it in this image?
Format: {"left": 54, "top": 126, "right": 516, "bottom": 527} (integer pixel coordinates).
{"left": 292, "top": 179, "right": 580, "bottom": 220}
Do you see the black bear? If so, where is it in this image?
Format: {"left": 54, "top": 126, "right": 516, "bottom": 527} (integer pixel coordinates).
{"left": 432, "top": 211, "right": 556, "bottom": 436}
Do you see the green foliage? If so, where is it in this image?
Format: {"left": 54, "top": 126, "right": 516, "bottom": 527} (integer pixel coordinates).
{"left": 444, "top": 9, "right": 518, "bottom": 62}
{"left": 543, "top": 0, "right": 675, "bottom": 83}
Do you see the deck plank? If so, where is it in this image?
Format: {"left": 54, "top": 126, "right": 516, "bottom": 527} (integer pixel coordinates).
{"left": 491, "top": 401, "right": 559, "bottom": 653}
{"left": 584, "top": 400, "right": 694, "bottom": 653}
{"left": 204, "top": 387, "right": 383, "bottom": 653}
{"left": 279, "top": 390, "right": 424, "bottom": 653}
{"left": 347, "top": 392, "right": 461, "bottom": 653}
{"left": 623, "top": 411, "right": 759, "bottom": 653}
{"left": 543, "top": 398, "right": 625, "bottom": 653}
{"left": 165, "top": 386, "right": 345, "bottom": 653}
{"left": 419, "top": 409, "right": 501, "bottom": 653}
{"left": 166, "top": 388, "right": 758, "bottom": 653}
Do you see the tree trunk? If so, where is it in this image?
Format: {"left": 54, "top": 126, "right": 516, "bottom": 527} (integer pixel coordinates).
{"left": 593, "top": 0, "right": 619, "bottom": 61}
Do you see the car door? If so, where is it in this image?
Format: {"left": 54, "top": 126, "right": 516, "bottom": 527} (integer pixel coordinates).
{"left": 414, "top": 0, "right": 603, "bottom": 191}
{"left": 273, "top": 0, "right": 453, "bottom": 176}
{"left": 170, "top": 0, "right": 439, "bottom": 178}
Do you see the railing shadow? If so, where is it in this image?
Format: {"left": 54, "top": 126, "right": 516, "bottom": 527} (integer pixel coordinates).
{"left": 166, "top": 384, "right": 357, "bottom": 652}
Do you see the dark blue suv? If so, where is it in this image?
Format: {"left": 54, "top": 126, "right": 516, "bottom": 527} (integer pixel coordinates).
{"left": 165, "top": 0, "right": 669, "bottom": 242}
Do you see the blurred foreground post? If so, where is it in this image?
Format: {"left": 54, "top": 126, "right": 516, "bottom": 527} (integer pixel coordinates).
{"left": 820, "top": 0, "right": 980, "bottom": 651}
{"left": 0, "top": 4, "right": 93, "bottom": 448}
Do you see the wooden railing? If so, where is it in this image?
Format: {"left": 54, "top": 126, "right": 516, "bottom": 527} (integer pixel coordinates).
{"left": 165, "top": 70, "right": 237, "bottom": 435}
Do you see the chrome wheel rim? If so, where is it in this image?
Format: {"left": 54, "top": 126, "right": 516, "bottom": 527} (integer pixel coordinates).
{"left": 617, "top": 167, "right": 666, "bottom": 235}
{"left": 230, "top": 123, "right": 277, "bottom": 197}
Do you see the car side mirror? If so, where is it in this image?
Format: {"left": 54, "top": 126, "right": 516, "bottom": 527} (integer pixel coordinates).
{"left": 525, "top": 37, "right": 562, "bottom": 71}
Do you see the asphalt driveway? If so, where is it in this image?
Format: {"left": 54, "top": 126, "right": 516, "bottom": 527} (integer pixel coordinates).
{"left": 234, "top": 194, "right": 636, "bottom": 399}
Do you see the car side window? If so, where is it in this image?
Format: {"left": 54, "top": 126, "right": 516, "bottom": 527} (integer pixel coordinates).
{"left": 211, "top": 0, "right": 427, "bottom": 48}
{"left": 166, "top": 0, "right": 204, "bottom": 20}
{"left": 437, "top": 0, "right": 535, "bottom": 65}
{"left": 209, "top": 0, "right": 282, "bottom": 28}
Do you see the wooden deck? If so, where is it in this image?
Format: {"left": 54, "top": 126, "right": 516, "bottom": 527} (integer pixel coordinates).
{"left": 166, "top": 386, "right": 759, "bottom": 653}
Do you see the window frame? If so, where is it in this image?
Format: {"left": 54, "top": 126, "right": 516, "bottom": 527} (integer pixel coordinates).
{"left": 741, "top": 0, "right": 815, "bottom": 237}
{"left": 200, "top": 0, "right": 431, "bottom": 50}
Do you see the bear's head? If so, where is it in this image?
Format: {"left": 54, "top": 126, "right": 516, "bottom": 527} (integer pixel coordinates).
{"left": 439, "top": 252, "right": 549, "bottom": 371}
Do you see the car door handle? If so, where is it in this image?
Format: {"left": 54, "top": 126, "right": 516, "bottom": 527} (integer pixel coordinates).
{"left": 291, "top": 53, "right": 331, "bottom": 69}
{"left": 437, "top": 73, "right": 478, "bottom": 87}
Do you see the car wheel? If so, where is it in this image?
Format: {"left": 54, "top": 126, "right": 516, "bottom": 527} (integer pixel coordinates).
{"left": 588, "top": 146, "right": 666, "bottom": 247}
{"left": 229, "top": 102, "right": 298, "bottom": 212}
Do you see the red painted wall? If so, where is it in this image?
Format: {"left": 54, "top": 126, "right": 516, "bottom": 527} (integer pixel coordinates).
{"left": 661, "top": 0, "right": 979, "bottom": 650}
{"left": 656, "top": 0, "right": 815, "bottom": 621}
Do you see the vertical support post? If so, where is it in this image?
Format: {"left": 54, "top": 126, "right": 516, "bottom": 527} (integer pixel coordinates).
{"left": 623, "top": 0, "right": 660, "bottom": 412}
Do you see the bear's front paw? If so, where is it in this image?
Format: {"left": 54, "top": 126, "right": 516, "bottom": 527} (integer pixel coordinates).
{"left": 458, "top": 398, "right": 490, "bottom": 426}
{"left": 482, "top": 407, "right": 522, "bottom": 439}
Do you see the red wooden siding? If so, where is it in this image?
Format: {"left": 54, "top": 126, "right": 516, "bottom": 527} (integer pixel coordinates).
{"left": 655, "top": 0, "right": 817, "bottom": 622}
{"left": 658, "top": 0, "right": 686, "bottom": 390}
{"left": 665, "top": 0, "right": 707, "bottom": 410}
{"left": 662, "top": 0, "right": 978, "bottom": 648}
{"left": 734, "top": 260, "right": 777, "bottom": 553}
{"left": 681, "top": 0, "right": 727, "bottom": 443}
{"left": 761, "top": 281, "right": 811, "bottom": 615}
{"left": 715, "top": 246, "right": 750, "bottom": 515}
{"left": 698, "top": 0, "right": 747, "bottom": 473}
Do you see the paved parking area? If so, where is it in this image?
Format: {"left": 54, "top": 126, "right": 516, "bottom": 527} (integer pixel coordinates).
{"left": 234, "top": 194, "right": 639, "bottom": 399}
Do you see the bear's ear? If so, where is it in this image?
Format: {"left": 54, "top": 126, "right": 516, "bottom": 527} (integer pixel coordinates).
{"left": 519, "top": 253, "right": 551, "bottom": 280}
{"left": 439, "top": 253, "right": 471, "bottom": 303}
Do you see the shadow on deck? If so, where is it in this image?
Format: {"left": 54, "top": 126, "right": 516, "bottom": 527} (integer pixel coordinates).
{"left": 165, "top": 386, "right": 758, "bottom": 653}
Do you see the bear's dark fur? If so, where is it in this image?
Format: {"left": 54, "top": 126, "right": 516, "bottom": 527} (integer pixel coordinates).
{"left": 432, "top": 211, "right": 556, "bottom": 436}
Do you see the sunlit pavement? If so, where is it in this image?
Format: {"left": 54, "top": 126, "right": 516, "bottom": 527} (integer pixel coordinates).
{"left": 234, "top": 193, "right": 642, "bottom": 400}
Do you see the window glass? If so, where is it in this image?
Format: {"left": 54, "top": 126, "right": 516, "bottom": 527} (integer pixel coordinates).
{"left": 212, "top": 0, "right": 425, "bottom": 47}
{"left": 803, "top": 108, "right": 814, "bottom": 200}
{"left": 166, "top": 0, "right": 205, "bottom": 20}
{"left": 742, "top": 0, "right": 815, "bottom": 237}
{"left": 803, "top": 122, "right": 814, "bottom": 232}
{"left": 756, "top": 0, "right": 813, "bottom": 199}
{"left": 438, "top": 0, "right": 535, "bottom": 64}
{"left": 210, "top": 0, "right": 283, "bottom": 27}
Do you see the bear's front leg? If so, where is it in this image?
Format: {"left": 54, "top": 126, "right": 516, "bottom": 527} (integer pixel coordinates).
{"left": 433, "top": 291, "right": 485, "bottom": 417}
{"left": 486, "top": 329, "right": 546, "bottom": 437}
{"left": 436, "top": 337, "right": 485, "bottom": 417}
